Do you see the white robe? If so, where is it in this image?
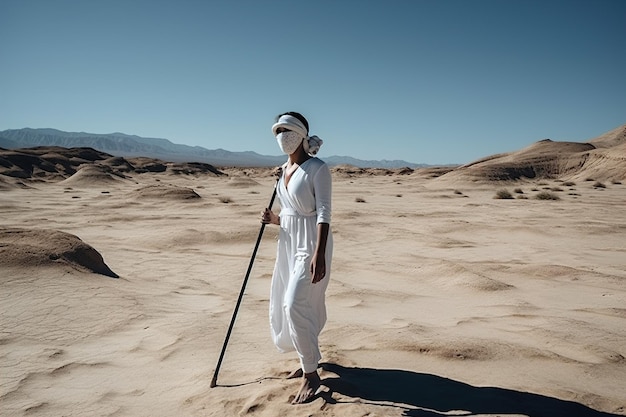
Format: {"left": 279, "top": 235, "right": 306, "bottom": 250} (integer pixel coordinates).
{"left": 269, "top": 157, "right": 333, "bottom": 374}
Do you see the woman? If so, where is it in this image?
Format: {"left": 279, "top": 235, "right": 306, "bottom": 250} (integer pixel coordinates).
{"left": 261, "top": 111, "right": 333, "bottom": 404}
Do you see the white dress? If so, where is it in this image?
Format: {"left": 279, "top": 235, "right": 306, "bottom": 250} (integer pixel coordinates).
{"left": 269, "top": 157, "right": 333, "bottom": 374}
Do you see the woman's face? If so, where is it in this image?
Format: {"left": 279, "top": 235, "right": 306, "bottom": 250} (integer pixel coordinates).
{"left": 275, "top": 128, "right": 303, "bottom": 155}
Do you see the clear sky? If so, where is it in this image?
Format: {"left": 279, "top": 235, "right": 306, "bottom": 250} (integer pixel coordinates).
{"left": 1, "top": 0, "right": 624, "bottom": 164}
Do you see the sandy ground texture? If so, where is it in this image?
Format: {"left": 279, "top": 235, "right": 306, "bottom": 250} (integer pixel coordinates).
{"left": 1, "top": 126, "right": 625, "bottom": 417}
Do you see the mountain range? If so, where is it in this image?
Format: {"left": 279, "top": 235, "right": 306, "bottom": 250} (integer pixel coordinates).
{"left": 0, "top": 128, "right": 426, "bottom": 168}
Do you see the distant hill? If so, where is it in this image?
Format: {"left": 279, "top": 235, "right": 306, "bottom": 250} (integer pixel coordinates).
{"left": 0, "top": 128, "right": 425, "bottom": 168}
{"left": 435, "top": 124, "right": 626, "bottom": 182}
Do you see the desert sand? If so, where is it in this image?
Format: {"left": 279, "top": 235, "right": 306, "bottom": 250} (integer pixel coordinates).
{"left": 1, "top": 126, "right": 625, "bottom": 416}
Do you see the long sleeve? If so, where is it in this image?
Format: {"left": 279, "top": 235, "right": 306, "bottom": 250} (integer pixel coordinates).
{"left": 313, "top": 162, "right": 332, "bottom": 224}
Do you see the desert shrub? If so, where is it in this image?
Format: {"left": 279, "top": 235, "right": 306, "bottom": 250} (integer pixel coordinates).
{"left": 355, "top": 197, "right": 366, "bottom": 203}
{"left": 612, "top": 180, "right": 622, "bottom": 185}
{"left": 454, "top": 190, "right": 463, "bottom": 195}
{"left": 593, "top": 182, "right": 606, "bottom": 188}
{"left": 537, "top": 181, "right": 549, "bottom": 186}
{"left": 535, "top": 191, "right": 560, "bottom": 200}
{"left": 219, "top": 196, "right": 233, "bottom": 203}
{"left": 563, "top": 181, "right": 576, "bottom": 186}
{"left": 531, "top": 187, "right": 539, "bottom": 191}
{"left": 516, "top": 195, "right": 528, "bottom": 199}
{"left": 494, "top": 189, "right": 514, "bottom": 199}
{"left": 551, "top": 187, "right": 563, "bottom": 192}
{"left": 585, "top": 178, "right": 594, "bottom": 182}
{"left": 514, "top": 188, "right": 524, "bottom": 194}
{"left": 396, "top": 194, "right": 403, "bottom": 197}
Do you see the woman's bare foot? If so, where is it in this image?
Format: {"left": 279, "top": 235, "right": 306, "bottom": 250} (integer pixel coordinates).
{"left": 286, "top": 368, "right": 303, "bottom": 379}
{"left": 292, "top": 371, "right": 321, "bottom": 404}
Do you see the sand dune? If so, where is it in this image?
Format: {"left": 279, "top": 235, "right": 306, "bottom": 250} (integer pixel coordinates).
{"left": 61, "top": 165, "right": 130, "bottom": 187}
{"left": 0, "top": 227, "right": 118, "bottom": 277}
{"left": 590, "top": 124, "right": 626, "bottom": 148}
{"left": 1, "top": 128, "right": 625, "bottom": 416}
{"left": 438, "top": 124, "right": 626, "bottom": 183}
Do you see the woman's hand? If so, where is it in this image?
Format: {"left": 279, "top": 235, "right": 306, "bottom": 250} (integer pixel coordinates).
{"left": 310, "top": 222, "right": 330, "bottom": 283}
{"left": 261, "top": 208, "right": 279, "bottom": 225}
{"left": 310, "top": 252, "right": 326, "bottom": 283}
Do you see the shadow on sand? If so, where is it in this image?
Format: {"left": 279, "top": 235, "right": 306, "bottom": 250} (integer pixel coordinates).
{"left": 320, "top": 363, "right": 622, "bottom": 417}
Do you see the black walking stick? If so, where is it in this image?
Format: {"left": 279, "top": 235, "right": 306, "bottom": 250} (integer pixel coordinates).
{"left": 210, "top": 175, "right": 280, "bottom": 388}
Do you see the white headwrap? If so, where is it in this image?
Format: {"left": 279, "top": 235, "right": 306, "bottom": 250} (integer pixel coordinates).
{"left": 271, "top": 114, "right": 324, "bottom": 156}
{"left": 303, "top": 135, "right": 323, "bottom": 156}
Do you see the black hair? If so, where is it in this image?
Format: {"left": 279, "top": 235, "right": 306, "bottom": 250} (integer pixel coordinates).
{"left": 276, "top": 111, "right": 309, "bottom": 133}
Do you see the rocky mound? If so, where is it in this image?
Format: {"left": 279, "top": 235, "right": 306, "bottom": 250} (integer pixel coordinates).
{"left": 132, "top": 184, "right": 201, "bottom": 200}
{"left": 331, "top": 165, "right": 420, "bottom": 178}
{"left": 0, "top": 227, "right": 118, "bottom": 278}
{"left": 167, "top": 161, "right": 225, "bottom": 176}
{"left": 0, "top": 147, "right": 226, "bottom": 181}
{"left": 101, "top": 156, "right": 136, "bottom": 172}
{"left": 0, "top": 146, "right": 117, "bottom": 179}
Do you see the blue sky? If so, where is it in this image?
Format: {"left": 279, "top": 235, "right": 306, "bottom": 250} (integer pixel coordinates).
{"left": 1, "top": 0, "right": 624, "bottom": 164}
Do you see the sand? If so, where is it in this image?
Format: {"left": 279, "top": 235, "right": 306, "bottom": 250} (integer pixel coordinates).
{"left": 1, "top": 136, "right": 625, "bottom": 416}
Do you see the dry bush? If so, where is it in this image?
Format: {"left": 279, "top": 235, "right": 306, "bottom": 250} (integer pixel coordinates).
{"left": 593, "top": 182, "right": 606, "bottom": 188}
{"left": 219, "top": 196, "right": 233, "bottom": 203}
{"left": 551, "top": 187, "right": 563, "bottom": 192}
{"left": 355, "top": 197, "right": 366, "bottom": 203}
{"left": 514, "top": 188, "right": 524, "bottom": 194}
{"left": 535, "top": 191, "right": 560, "bottom": 200}
{"left": 494, "top": 189, "right": 514, "bottom": 199}
{"left": 563, "top": 181, "right": 576, "bottom": 186}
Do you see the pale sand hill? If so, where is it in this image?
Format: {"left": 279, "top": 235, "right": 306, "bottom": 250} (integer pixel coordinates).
{"left": 1, "top": 163, "right": 625, "bottom": 417}
{"left": 437, "top": 124, "right": 626, "bottom": 183}
{"left": 590, "top": 124, "right": 626, "bottom": 148}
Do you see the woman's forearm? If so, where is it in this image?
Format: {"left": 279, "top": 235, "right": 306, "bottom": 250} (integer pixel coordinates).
{"left": 315, "top": 222, "right": 329, "bottom": 255}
